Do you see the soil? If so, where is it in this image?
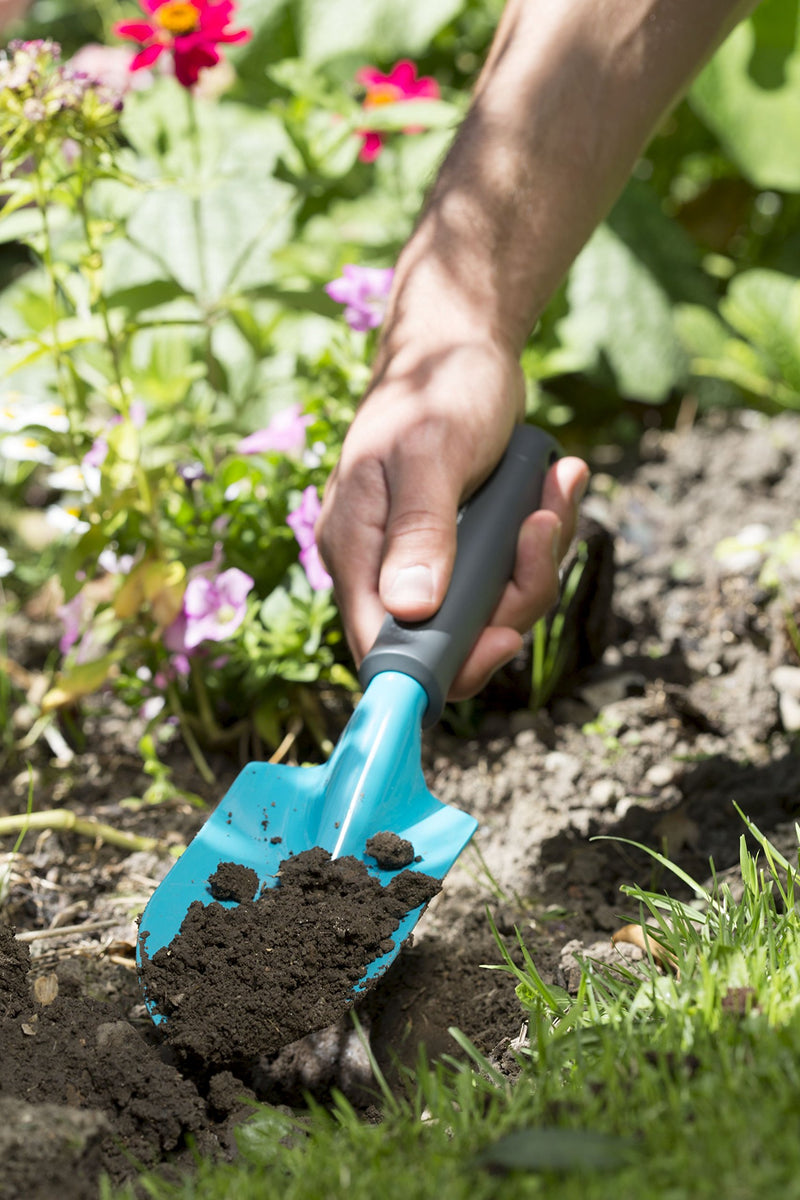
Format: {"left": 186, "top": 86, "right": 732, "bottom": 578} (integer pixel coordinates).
{"left": 140, "top": 849, "right": 441, "bottom": 1062}
{"left": 365, "top": 831, "right": 416, "bottom": 869}
{"left": 2, "top": 410, "right": 800, "bottom": 1197}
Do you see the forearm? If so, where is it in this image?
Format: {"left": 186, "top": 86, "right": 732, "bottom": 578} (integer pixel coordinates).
{"left": 378, "top": 0, "right": 756, "bottom": 364}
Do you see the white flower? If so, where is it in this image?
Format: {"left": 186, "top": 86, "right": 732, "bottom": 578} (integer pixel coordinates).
{"left": 0, "top": 434, "right": 55, "bottom": 464}
{"left": 46, "top": 462, "right": 102, "bottom": 497}
{"left": 45, "top": 504, "right": 90, "bottom": 535}
{"left": 140, "top": 695, "right": 166, "bottom": 722}
{"left": 224, "top": 479, "right": 249, "bottom": 502}
{"left": 98, "top": 547, "right": 135, "bottom": 575}
{"left": 0, "top": 394, "right": 69, "bottom": 434}
{"left": 0, "top": 548, "right": 14, "bottom": 578}
{"left": 302, "top": 440, "right": 327, "bottom": 469}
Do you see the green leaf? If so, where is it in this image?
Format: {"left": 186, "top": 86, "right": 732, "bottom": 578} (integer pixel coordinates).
{"left": 126, "top": 178, "right": 297, "bottom": 300}
{"left": 557, "top": 221, "right": 686, "bottom": 402}
{"left": 606, "top": 181, "right": 715, "bottom": 307}
{"left": 691, "top": 2, "right": 800, "bottom": 190}
{"left": 720, "top": 268, "right": 800, "bottom": 391}
{"left": 42, "top": 654, "right": 121, "bottom": 711}
{"left": 297, "top": 0, "right": 466, "bottom": 64}
{"left": 476, "top": 1128, "right": 634, "bottom": 1173}
{"left": 0, "top": 205, "right": 47, "bottom": 246}
{"left": 350, "top": 99, "right": 461, "bottom": 132}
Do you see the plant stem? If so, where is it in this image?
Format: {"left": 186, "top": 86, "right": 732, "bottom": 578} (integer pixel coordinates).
{"left": 185, "top": 88, "right": 219, "bottom": 392}
{"left": 33, "top": 159, "right": 83, "bottom": 461}
{"left": 167, "top": 680, "right": 216, "bottom": 784}
{"left": 0, "top": 808, "right": 171, "bottom": 854}
{"left": 76, "top": 148, "right": 128, "bottom": 410}
{"left": 185, "top": 89, "right": 209, "bottom": 304}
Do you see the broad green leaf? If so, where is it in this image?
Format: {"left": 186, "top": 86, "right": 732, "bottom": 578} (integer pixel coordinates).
{"left": 691, "top": 2, "right": 800, "bottom": 190}
{"left": 674, "top": 303, "right": 732, "bottom": 360}
{"left": 297, "top": 0, "right": 465, "bottom": 64}
{"left": 42, "top": 654, "right": 120, "bottom": 711}
{"left": 128, "top": 327, "right": 207, "bottom": 406}
{"left": 720, "top": 268, "right": 800, "bottom": 391}
{"left": 557, "top": 222, "right": 686, "bottom": 402}
{"left": 0, "top": 205, "right": 47, "bottom": 246}
{"left": 607, "top": 181, "right": 715, "bottom": 307}
{"left": 101, "top": 237, "right": 189, "bottom": 312}
{"left": 126, "top": 178, "right": 297, "bottom": 300}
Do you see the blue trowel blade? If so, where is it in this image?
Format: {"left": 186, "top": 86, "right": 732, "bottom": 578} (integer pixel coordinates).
{"left": 137, "top": 671, "right": 478, "bottom": 1022}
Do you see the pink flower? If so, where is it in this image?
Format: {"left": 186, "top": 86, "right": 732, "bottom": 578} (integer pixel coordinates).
{"left": 287, "top": 486, "right": 332, "bottom": 591}
{"left": 130, "top": 399, "right": 147, "bottom": 428}
{"left": 57, "top": 590, "right": 105, "bottom": 663}
{"left": 113, "top": 0, "right": 251, "bottom": 90}
{"left": 58, "top": 592, "right": 85, "bottom": 654}
{"left": 164, "top": 547, "right": 253, "bottom": 652}
{"left": 68, "top": 43, "right": 148, "bottom": 94}
{"left": 83, "top": 436, "right": 108, "bottom": 468}
{"left": 237, "top": 403, "right": 311, "bottom": 457}
{"left": 356, "top": 60, "right": 440, "bottom": 162}
{"left": 325, "top": 265, "right": 394, "bottom": 332}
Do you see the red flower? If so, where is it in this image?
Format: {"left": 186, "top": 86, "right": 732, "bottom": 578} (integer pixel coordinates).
{"left": 113, "top": 0, "right": 250, "bottom": 89}
{"left": 356, "top": 59, "right": 440, "bottom": 162}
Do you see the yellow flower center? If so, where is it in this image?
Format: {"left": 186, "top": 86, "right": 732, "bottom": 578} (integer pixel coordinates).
{"left": 154, "top": 1, "right": 200, "bottom": 35}
{"left": 364, "top": 84, "right": 402, "bottom": 109}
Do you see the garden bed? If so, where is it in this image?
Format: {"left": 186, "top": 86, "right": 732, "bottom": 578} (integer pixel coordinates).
{"left": 2, "top": 411, "right": 800, "bottom": 1198}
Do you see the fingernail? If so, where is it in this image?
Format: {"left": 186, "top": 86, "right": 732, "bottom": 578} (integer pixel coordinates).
{"left": 385, "top": 564, "right": 434, "bottom": 607}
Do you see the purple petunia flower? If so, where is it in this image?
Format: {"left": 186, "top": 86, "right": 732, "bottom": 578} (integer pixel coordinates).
{"left": 237, "top": 403, "right": 311, "bottom": 457}
{"left": 164, "top": 546, "right": 254, "bottom": 653}
{"left": 324, "top": 264, "right": 394, "bottom": 332}
{"left": 287, "top": 486, "right": 332, "bottom": 591}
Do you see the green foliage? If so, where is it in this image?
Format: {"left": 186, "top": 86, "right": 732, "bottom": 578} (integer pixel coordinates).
{"left": 691, "top": 0, "right": 800, "bottom": 191}
{"left": 4, "top": 0, "right": 800, "bottom": 762}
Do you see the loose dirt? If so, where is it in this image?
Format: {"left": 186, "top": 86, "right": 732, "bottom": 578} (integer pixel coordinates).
{"left": 365, "top": 831, "right": 416, "bottom": 869}
{"left": 2, "top": 411, "right": 800, "bottom": 1196}
{"left": 140, "top": 848, "right": 440, "bottom": 1062}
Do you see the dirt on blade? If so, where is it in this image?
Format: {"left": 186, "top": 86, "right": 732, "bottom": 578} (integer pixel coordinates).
{"left": 366, "top": 831, "right": 416, "bottom": 869}
{"left": 140, "top": 847, "right": 441, "bottom": 1062}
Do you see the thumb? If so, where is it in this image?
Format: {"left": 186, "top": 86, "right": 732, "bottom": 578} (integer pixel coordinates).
{"left": 378, "top": 472, "right": 460, "bottom": 623}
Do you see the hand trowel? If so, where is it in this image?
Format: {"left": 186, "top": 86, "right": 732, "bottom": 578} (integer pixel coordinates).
{"left": 137, "top": 423, "right": 559, "bottom": 1023}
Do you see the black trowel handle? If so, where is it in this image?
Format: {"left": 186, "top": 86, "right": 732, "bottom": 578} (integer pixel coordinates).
{"left": 358, "top": 423, "right": 560, "bottom": 728}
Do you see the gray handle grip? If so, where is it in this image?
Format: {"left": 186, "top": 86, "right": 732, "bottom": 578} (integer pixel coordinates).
{"left": 358, "top": 424, "right": 560, "bottom": 727}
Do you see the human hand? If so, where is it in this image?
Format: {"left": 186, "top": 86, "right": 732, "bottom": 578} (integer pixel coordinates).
{"left": 316, "top": 337, "right": 588, "bottom": 700}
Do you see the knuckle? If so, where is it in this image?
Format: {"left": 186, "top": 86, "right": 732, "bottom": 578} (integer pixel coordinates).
{"left": 387, "top": 507, "right": 450, "bottom": 544}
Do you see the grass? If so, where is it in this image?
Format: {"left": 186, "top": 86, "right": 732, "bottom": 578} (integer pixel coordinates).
{"left": 530, "top": 540, "right": 588, "bottom": 710}
{"left": 113, "top": 808, "right": 800, "bottom": 1200}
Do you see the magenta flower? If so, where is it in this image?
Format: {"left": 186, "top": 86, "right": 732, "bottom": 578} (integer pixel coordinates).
{"left": 287, "top": 486, "right": 332, "bottom": 591}
{"left": 356, "top": 60, "right": 440, "bottom": 162}
{"left": 237, "top": 403, "right": 311, "bottom": 457}
{"left": 325, "top": 265, "right": 394, "bottom": 332}
{"left": 164, "top": 547, "right": 253, "bottom": 652}
{"left": 113, "top": 0, "right": 251, "bottom": 90}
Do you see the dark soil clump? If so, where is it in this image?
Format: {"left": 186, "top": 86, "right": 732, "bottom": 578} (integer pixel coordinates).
{"left": 366, "top": 831, "right": 415, "bottom": 870}
{"left": 209, "top": 861, "right": 259, "bottom": 902}
{"left": 140, "top": 847, "right": 441, "bottom": 1063}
